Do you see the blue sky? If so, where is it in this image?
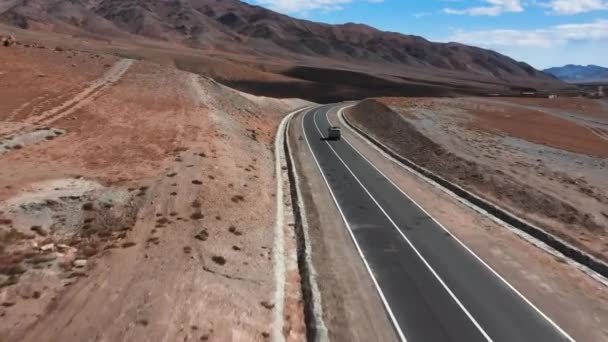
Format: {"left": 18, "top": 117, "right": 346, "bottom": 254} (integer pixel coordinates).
{"left": 243, "top": 0, "right": 608, "bottom": 69}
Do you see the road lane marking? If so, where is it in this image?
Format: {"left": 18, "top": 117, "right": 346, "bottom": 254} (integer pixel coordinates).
{"left": 330, "top": 105, "right": 575, "bottom": 342}
{"left": 311, "top": 108, "right": 493, "bottom": 342}
{"left": 301, "top": 107, "right": 409, "bottom": 342}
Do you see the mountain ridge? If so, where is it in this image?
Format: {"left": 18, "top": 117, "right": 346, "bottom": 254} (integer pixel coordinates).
{"left": 1, "top": 0, "right": 568, "bottom": 100}
{"left": 544, "top": 64, "right": 608, "bottom": 84}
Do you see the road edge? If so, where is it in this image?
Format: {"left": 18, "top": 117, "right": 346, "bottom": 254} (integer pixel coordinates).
{"left": 274, "top": 106, "right": 327, "bottom": 342}
{"left": 284, "top": 109, "right": 329, "bottom": 342}
{"left": 338, "top": 104, "right": 608, "bottom": 286}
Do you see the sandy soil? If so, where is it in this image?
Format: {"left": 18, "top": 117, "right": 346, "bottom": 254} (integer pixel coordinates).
{"left": 0, "top": 42, "right": 310, "bottom": 341}
{"left": 498, "top": 97, "right": 608, "bottom": 121}
{"left": 331, "top": 107, "right": 608, "bottom": 341}
{"left": 347, "top": 97, "right": 608, "bottom": 262}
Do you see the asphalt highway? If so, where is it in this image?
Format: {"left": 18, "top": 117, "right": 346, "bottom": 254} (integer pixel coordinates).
{"left": 297, "top": 104, "right": 573, "bottom": 342}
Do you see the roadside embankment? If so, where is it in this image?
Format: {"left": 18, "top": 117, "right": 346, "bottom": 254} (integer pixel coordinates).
{"left": 345, "top": 98, "right": 608, "bottom": 274}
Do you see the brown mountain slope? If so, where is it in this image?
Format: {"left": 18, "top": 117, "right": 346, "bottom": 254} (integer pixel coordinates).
{"left": 1, "top": 0, "right": 568, "bottom": 101}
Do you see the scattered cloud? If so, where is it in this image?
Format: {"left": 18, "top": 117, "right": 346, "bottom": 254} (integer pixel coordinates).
{"left": 413, "top": 12, "right": 432, "bottom": 19}
{"left": 250, "top": 0, "right": 383, "bottom": 14}
{"left": 447, "top": 19, "right": 608, "bottom": 48}
{"left": 543, "top": 0, "right": 608, "bottom": 15}
{"left": 443, "top": 0, "right": 524, "bottom": 16}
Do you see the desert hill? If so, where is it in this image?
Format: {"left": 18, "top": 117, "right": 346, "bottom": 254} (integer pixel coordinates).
{"left": 1, "top": 0, "right": 567, "bottom": 101}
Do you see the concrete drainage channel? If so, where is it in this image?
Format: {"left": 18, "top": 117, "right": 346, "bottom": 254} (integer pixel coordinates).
{"left": 338, "top": 105, "right": 608, "bottom": 284}
{"left": 274, "top": 106, "right": 328, "bottom": 342}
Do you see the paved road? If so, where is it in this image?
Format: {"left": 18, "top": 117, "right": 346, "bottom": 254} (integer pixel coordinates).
{"left": 297, "top": 104, "right": 573, "bottom": 342}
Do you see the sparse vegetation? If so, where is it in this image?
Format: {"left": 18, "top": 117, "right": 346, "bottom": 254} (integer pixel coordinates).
{"left": 190, "top": 211, "right": 204, "bottom": 220}
{"left": 228, "top": 226, "right": 242, "bottom": 236}
{"left": 231, "top": 195, "right": 245, "bottom": 203}
{"left": 211, "top": 255, "right": 226, "bottom": 265}
{"left": 192, "top": 180, "right": 202, "bottom": 185}
{"left": 30, "top": 226, "right": 47, "bottom": 237}
{"left": 121, "top": 241, "right": 136, "bottom": 248}
{"left": 194, "top": 229, "right": 209, "bottom": 241}
{"left": 260, "top": 301, "right": 274, "bottom": 309}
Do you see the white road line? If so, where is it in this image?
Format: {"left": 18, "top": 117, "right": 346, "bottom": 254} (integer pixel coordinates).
{"left": 330, "top": 105, "right": 576, "bottom": 342}
{"left": 310, "top": 108, "right": 493, "bottom": 341}
{"left": 301, "top": 107, "right": 409, "bottom": 342}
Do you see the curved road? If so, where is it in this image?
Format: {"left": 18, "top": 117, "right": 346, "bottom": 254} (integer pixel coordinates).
{"left": 296, "top": 104, "right": 573, "bottom": 342}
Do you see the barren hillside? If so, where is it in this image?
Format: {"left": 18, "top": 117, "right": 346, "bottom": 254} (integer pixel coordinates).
{"left": 0, "top": 0, "right": 569, "bottom": 101}
{"left": 0, "top": 42, "right": 310, "bottom": 341}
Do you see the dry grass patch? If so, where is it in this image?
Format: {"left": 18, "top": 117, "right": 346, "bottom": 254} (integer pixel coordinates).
{"left": 211, "top": 255, "right": 226, "bottom": 265}
{"left": 231, "top": 195, "right": 245, "bottom": 203}
{"left": 121, "top": 241, "right": 136, "bottom": 248}
{"left": 194, "top": 229, "right": 208, "bottom": 241}
{"left": 190, "top": 211, "right": 204, "bottom": 220}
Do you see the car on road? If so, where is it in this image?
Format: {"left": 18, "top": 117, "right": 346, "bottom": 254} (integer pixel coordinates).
{"left": 327, "top": 126, "right": 341, "bottom": 141}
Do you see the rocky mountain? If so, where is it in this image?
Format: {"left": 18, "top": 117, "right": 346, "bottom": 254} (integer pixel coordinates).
{"left": 544, "top": 65, "right": 608, "bottom": 84}
{"left": 0, "top": 0, "right": 567, "bottom": 99}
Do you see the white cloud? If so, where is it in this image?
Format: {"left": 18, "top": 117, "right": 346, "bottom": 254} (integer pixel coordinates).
{"left": 543, "top": 0, "right": 608, "bottom": 15}
{"left": 251, "top": 0, "right": 383, "bottom": 14}
{"left": 413, "top": 12, "right": 432, "bottom": 19}
{"left": 447, "top": 19, "right": 608, "bottom": 48}
{"left": 443, "top": 0, "right": 524, "bottom": 16}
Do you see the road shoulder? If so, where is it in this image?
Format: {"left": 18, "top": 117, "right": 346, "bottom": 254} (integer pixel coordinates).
{"left": 288, "top": 109, "right": 398, "bottom": 342}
